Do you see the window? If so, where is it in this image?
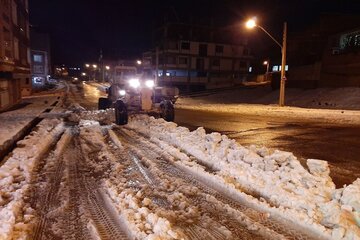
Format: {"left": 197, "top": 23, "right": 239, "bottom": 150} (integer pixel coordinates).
{"left": 181, "top": 42, "right": 190, "bottom": 50}
{"left": 239, "top": 61, "right": 247, "bottom": 68}
{"left": 178, "top": 57, "right": 188, "bottom": 65}
{"left": 167, "top": 56, "right": 176, "bottom": 64}
{"left": 33, "top": 54, "right": 43, "bottom": 63}
{"left": 199, "top": 44, "right": 207, "bottom": 56}
{"left": 196, "top": 58, "right": 204, "bottom": 70}
{"left": 13, "top": 37, "right": 19, "bottom": 60}
{"left": 27, "top": 48, "right": 30, "bottom": 64}
{"left": 1, "top": 0, "right": 10, "bottom": 9}
{"left": 215, "top": 45, "right": 224, "bottom": 54}
{"left": 3, "top": 13, "right": 10, "bottom": 23}
{"left": 212, "top": 59, "right": 220, "bottom": 67}
{"left": 33, "top": 65, "right": 44, "bottom": 73}
{"left": 167, "top": 41, "right": 178, "bottom": 50}
{"left": 243, "top": 48, "right": 249, "bottom": 56}
{"left": 12, "top": 0, "right": 17, "bottom": 25}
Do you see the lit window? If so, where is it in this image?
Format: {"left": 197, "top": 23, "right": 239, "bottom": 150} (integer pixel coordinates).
{"left": 248, "top": 67, "right": 252, "bottom": 72}
{"left": 33, "top": 54, "right": 43, "bottom": 63}
{"left": 272, "top": 66, "right": 279, "bottom": 71}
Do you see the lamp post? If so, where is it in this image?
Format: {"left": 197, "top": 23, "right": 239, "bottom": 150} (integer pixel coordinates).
{"left": 263, "top": 60, "right": 270, "bottom": 81}
{"left": 246, "top": 18, "right": 287, "bottom": 106}
{"left": 263, "top": 60, "right": 269, "bottom": 73}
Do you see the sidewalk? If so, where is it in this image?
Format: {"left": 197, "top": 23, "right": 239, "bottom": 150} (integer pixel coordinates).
{"left": 0, "top": 95, "right": 61, "bottom": 160}
{"left": 177, "top": 86, "right": 360, "bottom": 125}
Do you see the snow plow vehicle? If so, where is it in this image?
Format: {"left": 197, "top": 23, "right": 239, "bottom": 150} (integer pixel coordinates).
{"left": 98, "top": 77, "right": 178, "bottom": 125}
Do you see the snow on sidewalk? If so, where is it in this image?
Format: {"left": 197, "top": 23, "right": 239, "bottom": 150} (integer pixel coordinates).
{"left": 177, "top": 86, "right": 360, "bottom": 125}
{"left": 0, "top": 96, "right": 60, "bottom": 152}
{"left": 0, "top": 119, "right": 64, "bottom": 239}
{"left": 127, "top": 115, "right": 360, "bottom": 239}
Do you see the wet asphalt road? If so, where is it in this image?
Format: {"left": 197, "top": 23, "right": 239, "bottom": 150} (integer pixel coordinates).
{"left": 72, "top": 82, "right": 360, "bottom": 187}
{"left": 175, "top": 109, "right": 360, "bottom": 187}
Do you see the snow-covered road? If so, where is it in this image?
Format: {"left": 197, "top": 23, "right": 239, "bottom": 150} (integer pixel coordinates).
{"left": 1, "top": 108, "right": 359, "bottom": 239}
{"left": 0, "top": 84, "right": 359, "bottom": 239}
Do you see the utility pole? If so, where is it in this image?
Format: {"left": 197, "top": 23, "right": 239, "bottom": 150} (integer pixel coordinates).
{"left": 155, "top": 47, "right": 159, "bottom": 86}
{"left": 279, "top": 22, "right": 287, "bottom": 107}
{"left": 153, "top": 47, "right": 159, "bottom": 103}
{"left": 99, "top": 49, "right": 104, "bottom": 82}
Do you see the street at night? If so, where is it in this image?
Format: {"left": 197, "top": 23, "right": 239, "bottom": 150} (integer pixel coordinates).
{"left": 1, "top": 0, "right": 360, "bottom": 239}
{"left": 70, "top": 82, "right": 360, "bottom": 187}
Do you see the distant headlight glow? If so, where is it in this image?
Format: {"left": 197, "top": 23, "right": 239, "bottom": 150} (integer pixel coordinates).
{"left": 145, "top": 80, "right": 155, "bottom": 88}
{"left": 129, "top": 78, "right": 140, "bottom": 88}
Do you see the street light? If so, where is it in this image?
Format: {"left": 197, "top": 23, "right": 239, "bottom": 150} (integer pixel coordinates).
{"left": 136, "top": 60, "right": 142, "bottom": 65}
{"left": 246, "top": 18, "right": 287, "bottom": 106}
{"left": 263, "top": 60, "right": 270, "bottom": 81}
{"left": 93, "top": 64, "right": 97, "bottom": 69}
{"left": 105, "top": 66, "right": 110, "bottom": 70}
{"left": 85, "top": 64, "right": 90, "bottom": 68}
{"left": 263, "top": 60, "right": 269, "bottom": 73}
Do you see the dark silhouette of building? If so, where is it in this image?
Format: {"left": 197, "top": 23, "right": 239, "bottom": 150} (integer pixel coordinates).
{"left": 284, "top": 14, "right": 360, "bottom": 88}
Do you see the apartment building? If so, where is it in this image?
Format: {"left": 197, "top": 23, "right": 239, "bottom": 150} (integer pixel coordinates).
{"left": 30, "top": 29, "right": 51, "bottom": 89}
{"left": 143, "top": 23, "right": 253, "bottom": 91}
{"left": 0, "top": 0, "right": 31, "bottom": 111}
{"left": 284, "top": 14, "right": 360, "bottom": 88}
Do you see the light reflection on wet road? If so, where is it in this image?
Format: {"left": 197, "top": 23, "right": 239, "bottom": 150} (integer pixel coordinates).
{"left": 175, "top": 109, "right": 360, "bottom": 187}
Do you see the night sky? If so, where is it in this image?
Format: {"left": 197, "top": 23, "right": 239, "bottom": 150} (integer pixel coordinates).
{"left": 29, "top": 0, "right": 360, "bottom": 66}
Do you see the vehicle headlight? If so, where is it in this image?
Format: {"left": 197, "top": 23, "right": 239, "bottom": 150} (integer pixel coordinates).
{"left": 129, "top": 78, "right": 140, "bottom": 88}
{"left": 119, "top": 90, "right": 126, "bottom": 96}
{"left": 145, "top": 80, "right": 155, "bottom": 88}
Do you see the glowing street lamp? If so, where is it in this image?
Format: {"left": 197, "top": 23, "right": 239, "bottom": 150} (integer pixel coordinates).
{"left": 136, "top": 60, "right": 142, "bottom": 65}
{"left": 263, "top": 60, "right": 270, "bottom": 74}
{"left": 85, "top": 64, "right": 90, "bottom": 68}
{"left": 245, "top": 19, "right": 256, "bottom": 29}
{"left": 246, "top": 18, "right": 287, "bottom": 106}
{"left": 81, "top": 72, "right": 86, "bottom": 76}
{"left": 105, "top": 66, "right": 110, "bottom": 70}
{"left": 92, "top": 64, "right": 97, "bottom": 69}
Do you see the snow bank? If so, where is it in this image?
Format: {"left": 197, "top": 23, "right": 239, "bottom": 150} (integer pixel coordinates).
{"left": 0, "top": 96, "right": 59, "bottom": 147}
{"left": 78, "top": 120, "right": 183, "bottom": 239}
{"left": 178, "top": 86, "right": 360, "bottom": 110}
{"left": 0, "top": 119, "right": 64, "bottom": 240}
{"left": 104, "top": 182, "right": 183, "bottom": 240}
{"left": 127, "top": 115, "right": 360, "bottom": 239}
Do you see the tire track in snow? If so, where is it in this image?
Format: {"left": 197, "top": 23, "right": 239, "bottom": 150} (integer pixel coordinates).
{"left": 113, "top": 127, "right": 320, "bottom": 240}
{"left": 30, "top": 128, "right": 129, "bottom": 240}
{"left": 112, "top": 128, "right": 280, "bottom": 240}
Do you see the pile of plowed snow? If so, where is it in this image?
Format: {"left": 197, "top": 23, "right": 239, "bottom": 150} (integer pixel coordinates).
{"left": 127, "top": 115, "right": 360, "bottom": 240}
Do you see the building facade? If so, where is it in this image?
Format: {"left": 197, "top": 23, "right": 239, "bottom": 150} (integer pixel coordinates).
{"left": 30, "top": 29, "right": 51, "bottom": 89}
{"left": 143, "top": 23, "right": 253, "bottom": 91}
{"left": 0, "top": 0, "right": 30, "bottom": 111}
{"left": 284, "top": 14, "right": 360, "bottom": 88}
{"left": 319, "top": 28, "right": 360, "bottom": 87}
